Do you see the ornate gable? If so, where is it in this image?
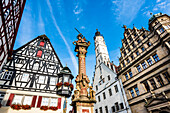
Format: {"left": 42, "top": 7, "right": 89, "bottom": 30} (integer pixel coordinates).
{"left": 0, "top": 35, "right": 63, "bottom": 93}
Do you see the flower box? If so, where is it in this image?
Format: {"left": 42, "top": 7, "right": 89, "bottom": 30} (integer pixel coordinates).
{"left": 40, "top": 106, "right": 48, "bottom": 111}
{"left": 22, "top": 105, "right": 31, "bottom": 110}
{"left": 11, "top": 104, "right": 22, "bottom": 110}
{"left": 56, "top": 82, "right": 62, "bottom": 88}
{"left": 49, "top": 106, "right": 58, "bottom": 111}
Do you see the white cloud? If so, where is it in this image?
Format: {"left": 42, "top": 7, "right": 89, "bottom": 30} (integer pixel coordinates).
{"left": 17, "top": 5, "right": 33, "bottom": 46}
{"left": 38, "top": 7, "right": 46, "bottom": 34}
{"left": 73, "top": 3, "right": 83, "bottom": 15}
{"left": 46, "top": 0, "right": 78, "bottom": 73}
{"left": 153, "top": 7, "right": 158, "bottom": 11}
{"left": 111, "top": 0, "right": 145, "bottom": 25}
{"left": 80, "top": 26, "right": 85, "bottom": 29}
{"left": 109, "top": 49, "right": 121, "bottom": 66}
{"left": 157, "top": 0, "right": 161, "bottom": 3}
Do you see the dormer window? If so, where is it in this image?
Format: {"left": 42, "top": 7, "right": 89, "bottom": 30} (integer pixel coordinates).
{"left": 159, "top": 28, "right": 164, "bottom": 33}
{"left": 37, "top": 50, "right": 42, "bottom": 57}
{"left": 39, "top": 41, "right": 45, "bottom": 47}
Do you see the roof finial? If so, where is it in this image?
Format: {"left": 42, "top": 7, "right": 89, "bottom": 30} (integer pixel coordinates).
{"left": 66, "top": 63, "right": 67, "bottom": 67}
{"left": 122, "top": 25, "right": 127, "bottom": 30}
{"left": 95, "top": 29, "right": 101, "bottom": 36}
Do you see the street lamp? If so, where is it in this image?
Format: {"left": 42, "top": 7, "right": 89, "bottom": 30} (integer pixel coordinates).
{"left": 56, "top": 66, "right": 74, "bottom": 97}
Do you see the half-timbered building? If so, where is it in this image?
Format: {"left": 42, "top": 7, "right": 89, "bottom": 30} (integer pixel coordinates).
{"left": 0, "top": 35, "right": 69, "bottom": 113}
{"left": 0, "top": 0, "right": 26, "bottom": 70}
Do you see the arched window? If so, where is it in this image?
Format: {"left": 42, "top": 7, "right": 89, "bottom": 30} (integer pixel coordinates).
{"left": 39, "top": 41, "right": 45, "bottom": 47}
{"left": 37, "top": 50, "right": 42, "bottom": 57}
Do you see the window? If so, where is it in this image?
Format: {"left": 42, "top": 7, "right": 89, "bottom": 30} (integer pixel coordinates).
{"left": 105, "top": 106, "right": 108, "bottom": 113}
{"left": 132, "top": 43, "right": 136, "bottom": 48}
{"left": 21, "top": 73, "right": 29, "bottom": 82}
{"left": 125, "top": 41, "right": 128, "bottom": 46}
{"left": 143, "top": 81, "right": 150, "bottom": 92}
{"left": 127, "top": 59, "right": 130, "bottom": 63}
{"left": 130, "top": 89, "right": 135, "bottom": 98}
{"left": 95, "top": 109, "right": 98, "bottom": 113}
{"left": 129, "top": 71, "right": 133, "bottom": 77}
{"left": 136, "top": 51, "right": 139, "bottom": 56}
{"left": 142, "top": 62, "right": 147, "bottom": 69}
{"left": 38, "top": 76, "right": 45, "bottom": 84}
{"left": 103, "top": 92, "right": 106, "bottom": 99}
{"left": 12, "top": 95, "right": 23, "bottom": 104}
{"left": 109, "top": 88, "right": 112, "bottom": 96}
{"left": 37, "top": 50, "right": 42, "bottom": 57}
{"left": 125, "top": 74, "right": 128, "bottom": 80}
{"left": 147, "top": 42, "right": 152, "bottom": 47}
{"left": 137, "top": 39, "right": 141, "bottom": 44}
{"left": 96, "top": 85, "right": 98, "bottom": 91}
{"left": 33, "top": 62, "right": 39, "bottom": 70}
{"left": 128, "top": 48, "right": 131, "bottom": 52}
{"left": 123, "top": 62, "right": 125, "bottom": 67}
{"left": 129, "top": 37, "right": 133, "bottom": 42}
{"left": 159, "top": 27, "right": 164, "bottom": 33}
{"left": 142, "top": 35, "right": 146, "bottom": 39}
{"left": 23, "top": 96, "right": 32, "bottom": 105}
{"left": 147, "top": 58, "right": 153, "bottom": 66}
{"left": 50, "top": 98, "right": 58, "bottom": 107}
{"left": 98, "top": 96, "right": 100, "bottom": 102}
{"left": 100, "top": 75, "right": 102, "bottom": 80}
{"left": 120, "top": 103, "right": 124, "bottom": 109}
{"left": 108, "top": 75, "right": 110, "bottom": 81}
{"left": 39, "top": 41, "right": 45, "bottom": 47}
{"left": 41, "top": 98, "right": 49, "bottom": 106}
{"left": 0, "top": 92, "right": 5, "bottom": 103}
{"left": 156, "top": 75, "right": 164, "bottom": 87}
{"left": 134, "top": 33, "right": 137, "bottom": 37}
{"left": 131, "top": 55, "right": 134, "bottom": 60}
{"left": 114, "top": 85, "right": 118, "bottom": 93}
{"left": 50, "top": 77, "right": 56, "bottom": 85}
{"left": 141, "top": 47, "right": 145, "bottom": 52}
{"left": 137, "top": 65, "right": 142, "bottom": 72}
{"left": 115, "top": 102, "right": 119, "bottom": 111}
{"left": 149, "top": 79, "right": 157, "bottom": 89}
{"left": 152, "top": 54, "right": 159, "bottom": 62}
{"left": 99, "top": 107, "right": 102, "bottom": 113}
{"left": 163, "top": 72, "right": 170, "bottom": 83}
{"left": 124, "top": 52, "right": 126, "bottom": 56}
{"left": 1, "top": 71, "right": 13, "bottom": 80}
{"left": 112, "top": 106, "right": 115, "bottom": 112}
{"left": 134, "top": 86, "right": 139, "bottom": 96}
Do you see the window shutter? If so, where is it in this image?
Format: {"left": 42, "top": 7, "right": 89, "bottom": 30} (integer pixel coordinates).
{"left": 39, "top": 41, "right": 45, "bottom": 47}
{"left": 37, "top": 50, "right": 42, "bottom": 57}
{"left": 6, "top": 93, "right": 14, "bottom": 106}
{"left": 37, "top": 96, "right": 42, "bottom": 108}
{"left": 58, "top": 98, "right": 62, "bottom": 109}
{"left": 31, "top": 96, "right": 37, "bottom": 107}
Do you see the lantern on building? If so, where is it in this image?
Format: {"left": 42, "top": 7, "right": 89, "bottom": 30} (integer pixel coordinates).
{"left": 56, "top": 66, "right": 74, "bottom": 97}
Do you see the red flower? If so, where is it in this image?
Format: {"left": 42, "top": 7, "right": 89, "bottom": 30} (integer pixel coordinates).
{"left": 64, "top": 82, "right": 70, "bottom": 86}
{"left": 22, "top": 105, "right": 31, "bottom": 110}
{"left": 70, "top": 84, "right": 74, "bottom": 90}
{"left": 40, "top": 106, "right": 48, "bottom": 111}
{"left": 49, "top": 106, "right": 58, "bottom": 111}
{"left": 11, "top": 104, "right": 22, "bottom": 110}
{"left": 56, "top": 82, "right": 62, "bottom": 87}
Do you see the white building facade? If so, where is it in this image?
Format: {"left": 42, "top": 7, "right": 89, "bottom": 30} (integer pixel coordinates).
{"left": 92, "top": 30, "right": 131, "bottom": 113}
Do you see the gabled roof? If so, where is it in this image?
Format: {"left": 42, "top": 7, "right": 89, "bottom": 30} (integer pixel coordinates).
{"left": 13, "top": 34, "right": 63, "bottom": 68}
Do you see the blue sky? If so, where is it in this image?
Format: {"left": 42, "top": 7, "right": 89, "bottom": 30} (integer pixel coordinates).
{"left": 14, "top": 0, "right": 170, "bottom": 111}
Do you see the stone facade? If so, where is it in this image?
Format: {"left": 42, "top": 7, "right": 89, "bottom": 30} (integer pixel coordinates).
{"left": 93, "top": 30, "right": 131, "bottom": 113}
{"left": 118, "top": 13, "right": 170, "bottom": 113}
